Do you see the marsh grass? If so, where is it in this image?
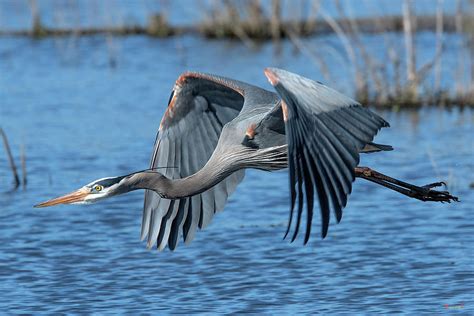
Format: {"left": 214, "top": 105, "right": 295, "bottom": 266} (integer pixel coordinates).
{"left": 0, "top": 128, "right": 23, "bottom": 190}
{"left": 2, "top": 0, "right": 473, "bottom": 108}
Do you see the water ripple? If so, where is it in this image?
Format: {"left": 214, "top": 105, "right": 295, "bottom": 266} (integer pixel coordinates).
{"left": 0, "top": 35, "right": 473, "bottom": 314}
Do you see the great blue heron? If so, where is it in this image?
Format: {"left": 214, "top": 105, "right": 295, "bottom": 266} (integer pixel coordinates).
{"left": 35, "top": 68, "right": 458, "bottom": 251}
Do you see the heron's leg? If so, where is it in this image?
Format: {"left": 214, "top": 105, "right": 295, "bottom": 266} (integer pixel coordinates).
{"left": 354, "top": 167, "right": 459, "bottom": 203}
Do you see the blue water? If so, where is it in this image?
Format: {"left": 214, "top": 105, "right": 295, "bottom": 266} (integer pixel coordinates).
{"left": 1, "top": 34, "right": 473, "bottom": 314}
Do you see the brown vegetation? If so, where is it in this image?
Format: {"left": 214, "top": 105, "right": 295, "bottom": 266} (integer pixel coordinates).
{"left": 0, "top": 128, "right": 27, "bottom": 190}
{"left": 1, "top": 9, "right": 466, "bottom": 40}
{"left": 0, "top": 0, "right": 472, "bottom": 108}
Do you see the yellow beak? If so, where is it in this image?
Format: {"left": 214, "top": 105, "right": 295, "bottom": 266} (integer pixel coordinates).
{"left": 34, "top": 187, "right": 90, "bottom": 208}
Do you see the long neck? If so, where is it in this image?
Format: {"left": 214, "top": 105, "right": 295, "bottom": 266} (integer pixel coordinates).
{"left": 121, "top": 145, "right": 286, "bottom": 199}
{"left": 123, "top": 159, "right": 234, "bottom": 199}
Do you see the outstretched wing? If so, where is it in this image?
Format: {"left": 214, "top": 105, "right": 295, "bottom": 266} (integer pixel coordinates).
{"left": 264, "top": 68, "right": 389, "bottom": 243}
{"left": 142, "top": 72, "right": 248, "bottom": 251}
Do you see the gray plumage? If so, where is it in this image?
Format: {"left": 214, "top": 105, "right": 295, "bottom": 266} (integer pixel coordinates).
{"left": 35, "top": 68, "right": 458, "bottom": 251}
{"left": 141, "top": 68, "right": 388, "bottom": 250}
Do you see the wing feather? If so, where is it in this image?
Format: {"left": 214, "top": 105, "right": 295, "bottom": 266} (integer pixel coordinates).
{"left": 168, "top": 199, "right": 187, "bottom": 250}
{"left": 284, "top": 123, "right": 297, "bottom": 239}
{"left": 157, "top": 200, "right": 176, "bottom": 251}
{"left": 182, "top": 197, "right": 194, "bottom": 243}
{"left": 143, "top": 72, "right": 250, "bottom": 250}
{"left": 291, "top": 141, "right": 305, "bottom": 242}
{"left": 156, "top": 133, "right": 183, "bottom": 250}
{"left": 265, "top": 67, "right": 389, "bottom": 242}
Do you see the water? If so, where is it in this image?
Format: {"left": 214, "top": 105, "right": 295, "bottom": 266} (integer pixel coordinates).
{"left": 0, "top": 34, "right": 473, "bottom": 314}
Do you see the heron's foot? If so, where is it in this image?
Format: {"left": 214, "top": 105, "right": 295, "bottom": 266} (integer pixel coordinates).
{"left": 421, "top": 181, "right": 445, "bottom": 189}
{"left": 413, "top": 182, "right": 459, "bottom": 203}
{"left": 355, "top": 167, "right": 459, "bottom": 203}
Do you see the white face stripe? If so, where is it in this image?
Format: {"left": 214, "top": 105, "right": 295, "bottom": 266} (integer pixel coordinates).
{"left": 85, "top": 177, "right": 118, "bottom": 187}
{"left": 78, "top": 176, "right": 127, "bottom": 204}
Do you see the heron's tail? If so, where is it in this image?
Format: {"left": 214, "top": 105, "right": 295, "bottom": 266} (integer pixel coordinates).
{"left": 360, "top": 142, "right": 393, "bottom": 153}
{"left": 355, "top": 166, "right": 458, "bottom": 203}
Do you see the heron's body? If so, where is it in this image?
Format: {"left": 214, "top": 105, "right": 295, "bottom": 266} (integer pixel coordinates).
{"left": 36, "top": 68, "right": 457, "bottom": 251}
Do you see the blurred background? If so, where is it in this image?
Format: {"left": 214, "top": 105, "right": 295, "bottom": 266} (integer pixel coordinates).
{"left": 0, "top": 0, "right": 473, "bottom": 314}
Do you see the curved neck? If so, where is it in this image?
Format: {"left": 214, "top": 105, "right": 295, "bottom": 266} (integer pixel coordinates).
{"left": 122, "top": 159, "right": 234, "bottom": 199}
{"left": 119, "top": 145, "right": 285, "bottom": 199}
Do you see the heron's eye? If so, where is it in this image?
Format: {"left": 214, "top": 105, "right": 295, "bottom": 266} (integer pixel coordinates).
{"left": 94, "top": 185, "right": 103, "bottom": 192}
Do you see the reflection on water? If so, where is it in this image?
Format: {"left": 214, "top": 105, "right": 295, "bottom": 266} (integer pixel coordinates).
{"left": 0, "top": 35, "right": 473, "bottom": 314}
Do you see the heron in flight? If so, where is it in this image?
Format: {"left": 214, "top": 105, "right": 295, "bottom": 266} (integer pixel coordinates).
{"left": 36, "top": 68, "right": 457, "bottom": 251}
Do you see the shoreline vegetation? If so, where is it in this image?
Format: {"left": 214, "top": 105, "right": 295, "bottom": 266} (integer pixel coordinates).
{"left": 0, "top": 14, "right": 469, "bottom": 39}
{"left": 2, "top": 0, "right": 473, "bottom": 109}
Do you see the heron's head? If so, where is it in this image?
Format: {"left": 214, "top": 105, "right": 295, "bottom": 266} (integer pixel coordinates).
{"left": 35, "top": 175, "right": 128, "bottom": 208}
